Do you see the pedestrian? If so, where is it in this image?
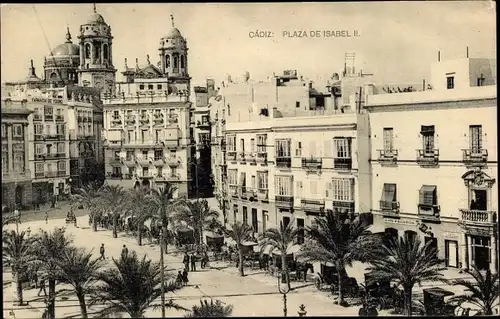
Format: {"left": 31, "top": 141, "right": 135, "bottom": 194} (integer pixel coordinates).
{"left": 176, "top": 271, "right": 183, "bottom": 287}
{"left": 37, "top": 277, "right": 47, "bottom": 297}
{"left": 26, "top": 227, "right": 31, "bottom": 237}
{"left": 45, "top": 211, "right": 49, "bottom": 224}
{"left": 190, "top": 253, "right": 197, "bottom": 272}
{"left": 14, "top": 208, "right": 20, "bottom": 224}
{"left": 182, "top": 268, "right": 189, "bottom": 286}
{"left": 121, "top": 245, "right": 128, "bottom": 258}
{"left": 100, "top": 243, "right": 106, "bottom": 260}
{"left": 183, "top": 252, "right": 190, "bottom": 273}
{"left": 201, "top": 251, "right": 208, "bottom": 269}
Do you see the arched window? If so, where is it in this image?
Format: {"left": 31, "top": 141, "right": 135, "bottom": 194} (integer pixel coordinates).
{"left": 173, "top": 55, "right": 178, "bottom": 69}
{"left": 103, "top": 44, "right": 108, "bottom": 61}
{"left": 165, "top": 55, "right": 170, "bottom": 68}
{"left": 94, "top": 43, "right": 101, "bottom": 60}
{"left": 50, "top": 72, "right": 58, "bottom": 80}
{"left": 85, "top": 43, "right": 91, "bottom": 59}
{"left": 180, "top": 55, "right": 185, "bottom": 68}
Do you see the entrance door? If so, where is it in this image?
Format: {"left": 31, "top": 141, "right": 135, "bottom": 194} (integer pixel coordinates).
{"left": 445, "top": 240, "right": 458, "bottom": 267}
{"left": 297, "top": 218, "right": 305, "bottom": 244}
{"left": 262, "top": 210, "right": 267, "bottom": 231}
{"left": 472, "top": 236, "right": 491, "bottom": 270}
{"left": 283, "top": 216, "right": 290, "bottom": 229}
{"left": 425, "top": 237, "right": 438, "bottom": 259}
{"left": 15, "top": 185, "right": 23, "bottom": 208}
{"left": 251, "top": 208, "right": 258, "bottom": 233}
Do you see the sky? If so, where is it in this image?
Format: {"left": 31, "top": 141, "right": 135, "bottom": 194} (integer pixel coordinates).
{"left": 1, "top": 2, "right": 496, "bottom": 87}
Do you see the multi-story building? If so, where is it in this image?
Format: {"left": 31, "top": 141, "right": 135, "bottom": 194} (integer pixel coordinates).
{"left": 366, "top": 57, "right": 498, "bottom": 272}
{"left": 211, "top": 68, "right": 373, "bottom": 238}
{"left": 191, "top": 79, "right": 217, "bottom": 198}
{"left": 102, "top": 18, "right": 192, "bottom": 198}
{"left": 1, "top": 99, "right": 33, "bottom": 209}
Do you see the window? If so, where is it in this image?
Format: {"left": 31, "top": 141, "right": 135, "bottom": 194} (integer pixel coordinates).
{"left": 228, "top": 169, "right": 238, "bottom": 185}
{"left": 240, "top": 139, "right": 245, "bottom": 153}
{"left": 57, "top": 161, "right": 66, "bottom": 171}
{"left": 419, "top": 185, "right": 438, "bottom": 207}
{"left": 251, "top": 175, "right": 256, "bottom": 190}
{"left": 257, "top": 134, "right": 267, "bottom": 153}
{"left": 202, "top": 115, "right": 209, "bottom": 124}
{"left": 57, "top": 143, "right": 65, "bottom": 154}
{"left": 446, "top": 76, "right": 454, "bottom": 89}
{"left": 128, "top": 130, "right": 134, "bottom": 142}
{"left": 275, "top": 176, "right": 293, "bottom": 196}
{"left": 469, "top": 125, "right": 482, "bottom": 153}
{"left": 251, "top": 208, "right": 258, "bottom": 232}
{"left": 13, "top": 124, "right": 23, "bottom": 137}
{"left": 477, "top": 74, "right": 485, "bottom": 87}
{"left": 334, "top": 138, "right": 351, "bottom": 158}
{"left": 250, "top": 139, "right": 256, "bottom": 153}
{"left": 380, "top": 183, "right": 397, "bottom": 210}
{"left": 56, "top": 108, "right": 62, "bottom": 116}
{"left": 226, "top": 135, "right": 236, "bottom": 152}
{"left": 297, "top": 218, "right": 305, "bottom": 244}
{"left": 142, "top": 150, "right": 148, "bottom": 158}
{"left": 34, "top": 124, "right": 43, "bottom": 135}
{"left": 148, "top": 84, "right": 154, "bottom": 90}
{"left": 239, "top": 172, "right": 246, "bottom": 187}
{"left": 44, "top": 106, "right": 53, "bottom": 115}
{"left": 139, "top": 84, "right": 145, "bottom": 90}
{"left": 329, "top": 178, "right": 354, "bottom": 201}
{"left": 275, "top": 139, "right": 291, "bottom": 157}
{"left": 103, "top": 44, "right": 108, "bottom": 60}
{"left": 296, "top": 101, "right": 300, "bottom": 108}
{"left": 126, "top": 151, "right": 134, "bottom": 160}
{"left": 35, "top": 144, "right": 45, "bottom": 154}
{"left": 87, "top": 124, "right": 92, "bottom": 135}
{"left": 141, "top": 130, "right": 147, "bottom": 142}
{"left": 420, "top": 125, "right": 435, "bottom": 154}
{"left": 257, "top": 171, "right": 268, "bottom": 189}
{"left": 157, "top": 84, "right": 162, "bottom": 90}
{"left": 383, "top": 128, "right": 394, "bottom": 151}
{"left": 296, "top": 141, "right": 302, "bottom": 156}
{"left": 13, "top": 153, "right": 24, "bottom": 172}
{"left": 113, "top": 110, "right": 119, "bottom": 118}
{"left": 180, "top": 55, "right": 185, "bottom": 68}
{"left": 85, "top": 43, "right": 91, "bottom": 59}
{"left": 35, "top": 162, "right": 44, "bottom": 173}
{"left": 1, "top": 124, "right": 6, "bottom": 138}
{"left": 243, "top": 207, "right": 248, "bottom": 225}
{"left": 57, "top": 124, "right": 65, "bottom": 136}
{"left": 154, "top": 150, "right": 163, "bottom": 160}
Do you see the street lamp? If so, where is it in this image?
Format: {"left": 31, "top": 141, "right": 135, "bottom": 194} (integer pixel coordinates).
{"left": 278, "top": 271, "right": 291, "bottom": 317}
{"left": 297, "top": 304, "right": 307, "bottom": 317}
{"left": 158, "top": 223, "right": 166, "bottom": 319}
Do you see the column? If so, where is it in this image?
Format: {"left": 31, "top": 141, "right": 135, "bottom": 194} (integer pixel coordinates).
{"left": 491, "top": 235, "right": 498, "bottom": 273}
{"left": 80, "top": 43, "right": 84, "bottom": 67}
{"left": 24, "top": 123, "right": 29, "bottom": 174}
{"left": 7, "top": 124, "right": 13, "bottom": 172}
{"left": 464, "top": 233, "right": 470, "bottom": 269}
{"left": 468, "top": 235, "right": 473, "bottom": 269}
{"left": 101, "top": 43, "right": 105, "bottom": 64}
{"left": 460, "top": 232, "right": 467, "bottom": 269}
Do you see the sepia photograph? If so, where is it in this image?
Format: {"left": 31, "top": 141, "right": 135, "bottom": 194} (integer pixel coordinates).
{"left": 0, "top": 1, "right": 497, "bottom": 318}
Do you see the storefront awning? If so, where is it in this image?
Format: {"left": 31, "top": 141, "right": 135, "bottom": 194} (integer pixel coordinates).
{"left": 419, "top": 185, "right": 437, "bottom": 205}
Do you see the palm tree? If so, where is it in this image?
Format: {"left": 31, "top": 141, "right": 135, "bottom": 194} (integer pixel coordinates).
{"left": 2, "top": 213, "right": 19, "bottom": 230}
{"left": 91, "top": 250, "right": 186, "bottom": 318}
{"left": 176, "top": 199, "right": 219, "bottom": 245}
{"left": 126, "top": 188, "right": 152, "bottom": 246}
{"left": 54, "top": 247, "right": 104, "bottom": 318}
{"left": 2, "top": 230, "right": 35, "bottom": 305}
{"left": 102, "top": 185, "right": 127, "bottom": 238}
{"left": 448, "top": 265, "right": 499, "bottom": 315}
{"left": 33, "top": 227, "right": 74, "bottom": 319}
{"left": 366, "top": 233, "right": 445, "bottom": 316}
{"left": 185, "top": 299, "right": 233, "bottom": 317}
{"left": 71, "top": 182, "right": 104, "bottom": 232}
{"left": 224, "top": 222, "right": 254, "bottom": 276}
{"left": 299, "top": 212, "right": 380, "bottom": 306}
{"left": 258, "top": 221, "right": 301, "bottom": 290}
{"left": 147, "top": 183, "right": 182, "bottom": 253}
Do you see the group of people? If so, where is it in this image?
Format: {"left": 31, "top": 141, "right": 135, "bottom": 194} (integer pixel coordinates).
{"left": 182, "top": 251, "right": 209, "bottom": 272}
{"left": 98, "top": 243, "right": 129, "bottom": 260}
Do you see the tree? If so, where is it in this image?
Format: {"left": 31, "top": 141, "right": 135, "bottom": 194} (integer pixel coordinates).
{"left": 147, "top": 183, "right": 181, "bottom": 253}
{"left": 55, "top": 247, "right": 104, "bottom": 318}
{"left": 91, "top": 251, "right": 186, "bottom": 318}
{"left": 258, "top": 221, "right": 301, "bottom": 290}
{"left": 176, "top": 199, "right": 219, "bottom": 245}
{"left": 300, "top": 212, "right": 380, "bottom": 306}
{"left": 126, "top": 188, "right": 153, "bottom": 246}
{"left": 214, "top": 188, "right": 228, "bottom": 226}
{"left": 366, "top": 233, "right": 445, "bottom": 316}
{"left": 102, "top": 185, "right": 127, "bottom": 238}
{"left": 448, "top": 265, "right": 499, "bottom": 315}
{"left": 33, "top": 227, "right": 74, "bottom": 319}
{"left": 2, "top": 230, "right": 35, "bottom": 305}
{"left": 2, "top": 213, "right": 19, "bottom": 230}
{"left": 223, "top": 222, "right": 254, "bottom": 276}
{"left": 71, "top": 182, "right": 104, "bottom": 232}
{"left": 185, "top": 299, "right": 233, "bottom": 317}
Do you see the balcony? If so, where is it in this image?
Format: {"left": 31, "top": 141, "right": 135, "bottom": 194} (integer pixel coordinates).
{"left": 459, "top": 209, "right": 496, "bottom": 226}
{"left": 462, "top": 149, "right": 488, "bottom": 168}
{"left": 227, "top": 151, "right": 237, "bottom": 161}
{"left": 276, "top": 157, "right": 291, "bottom": 168}
{"left": 57, "top": 170, "right": 67, "bottom": 177}
{"left": 238, "top": 152, "right": 246, "bottom": 163}
{"left": 416, "top": 149, "right": 439, "bottom": 167}
{"left": 275, "top": 195, "right": 294, "bottom": 208}
{"left": 45, "top": 114, "right": 53, "bottom": 121}
{"left": 257, "top": 189, "right": 269, "bottom": 201}
{"left": 2, "top": 169, "right": 31, "bottom": 182}
{"left": 153, "top": 157, "right": 165, "bottom": 167}
{"left": 165, "top": 156, "right": 181, "bottom": 167}
{"left": 33, "top": 114, "right": 43, "bottom": 121}
{"left": 138, "top": 158, "right": 151, "bottom": 167}
{"left": 245, "top": 153, "right": 257, "bottom": 165}
{"left": 379, "top": 200, "right": 400, "bottom": 217}
{"left": 45, "top": 171, "right": 57, "bottom": 178}
{"left": 229, "top": 185, "right": 239, "bottom": 198}
{"left": 196, "top": 120, "right": 210, "bottom": 129}
{"left": 418, "top": 204, "right": 441, "bottom": 222}
{"left": 35, "top": 154, "right": 46, "bottom": 160}
{"left": 301, "top": 199, "right": 325, "bottom": 213}
{"left": 45, "top": 133, "right": 60, "bottom": 140}
{"left": 163, "top": 139, "right": 182, "bottom": 149}
{"left": 377, "top": 149, "right": 398, "bottom": 166}
{"left": 257, "top": 152, "right": 268, "bottom": 164}
{"left": 332, "top": 201, "right": 355, "bottom": 213}
{"left": 333, "top": 158, "right": 352, "bottom": 170}
{"left": 55, "top": 115, "right": 64, "bottom": 122}
{"left": 111, "top": 117, "right": 122, "bottom": 125}
{"left": 34, "top": 171, "right": 45, "bottom": 179}
{"left": 123, "top": 157, "right": 136, "bottom": 167}
{"left": 109, "top": 158, "right": 122, "bottom": 167}
{"left": 301, "top": 157, "right": 322, "bottom": 170}
{"left": 241, "top": 188, "right": 257, "bottom": 200}
{"left": 34, "top": 134, "right": 44, "bottom": 141}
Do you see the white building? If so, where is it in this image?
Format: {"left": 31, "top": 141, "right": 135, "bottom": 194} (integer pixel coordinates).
{"left": 366, "top": 57, "right": 498, "bottom": 272}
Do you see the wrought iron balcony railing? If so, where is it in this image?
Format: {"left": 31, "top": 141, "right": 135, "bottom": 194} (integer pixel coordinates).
{"left": 333, "top": 158, "right": 352, "bottom": 170}
{"left": 301, "top": 157, "right": 322, "bottom": 169}
{"left": 377, "top": 149, "right": 398, "bottom": 165}
{"left": 459, "top": 209, "right": 496, "bottom": 225}
{"left": 416, "top": 149, "right": 439, "bottom": 167}
{"left": 462, "top": 149, "right": 488, "bottom": 167}
{"left": 276, "top": 157, "right": 291, "bottom": 168}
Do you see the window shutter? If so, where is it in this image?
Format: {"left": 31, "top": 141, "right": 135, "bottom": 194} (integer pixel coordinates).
{"left": 324, "top": 140, "right": 332, "bottom": 158}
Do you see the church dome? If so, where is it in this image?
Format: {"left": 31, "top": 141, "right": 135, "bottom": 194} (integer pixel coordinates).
{"left": 51, "top": 43, "right": 80, "bottom": 57}
{"left": 165, "top": 27, "right": 183, "bottom": 39}
{"left": 87, "top": 12, "right": 106, "bottom": 24}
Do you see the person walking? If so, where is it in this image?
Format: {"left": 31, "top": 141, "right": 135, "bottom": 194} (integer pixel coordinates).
{"left": 183, "top": 252, "right": 190, "bottom": 273}
{"left": 182, "top": 268, "right": 189, "bottom": 286}
{"left": 190, "top": 253, "right": 197, "bottom": 272}
{"left": 44, "top": 211, "right": 49, "bottom": 224}
{"left": 121, "top": 245, "right": 129, "bottom": 259}
{"left": 37, "top": 277, "right": 47, "bottom": 297}
{"left": 176, "top": 271, "right": 183, "bottom": 287}
{"left": 99, "top": 244, "right": 106, "bottom": 260}
{"left": 14, "top": 208, "right": 20, "bottom": 224}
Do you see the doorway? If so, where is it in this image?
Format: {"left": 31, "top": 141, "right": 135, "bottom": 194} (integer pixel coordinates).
{"left": 472, "top": 236, "right": 490, "bottom": 270}
{"left": 472, "top": 189, "right": 487, "bottom": 210}
{"left": 425, "top": 236, "right": 438, "bottom": 259}
{"left": 283, "top": 216, "right": 290, "bottom": 229}
{"left": 384, "top": 228, "right": 399, "bottom": 246}
{"left": 445, "top": 240, "right": 459, "bottom": 268}
{"left": 251, "top": 208, "right": 258, "bottom": 233}
{"left": 297, "top": 218, "right": 305, "bottom": 244}
{"left": 262, "top": 210, "right": 267, "bottom": 232}
{"left": 15, "top": 185, "right": 23, "bottom": 208}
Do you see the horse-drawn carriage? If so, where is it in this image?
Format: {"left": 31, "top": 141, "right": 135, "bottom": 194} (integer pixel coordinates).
{"left": 314, "top": 263, "right": 359, "bottom": 297}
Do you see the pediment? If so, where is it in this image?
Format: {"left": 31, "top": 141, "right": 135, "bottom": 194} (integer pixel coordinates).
{"left": 136, "top": 65, "right": 163, "bottom": 78}
{"left": 462, "top": 168, "right": 495, "bottom": 188}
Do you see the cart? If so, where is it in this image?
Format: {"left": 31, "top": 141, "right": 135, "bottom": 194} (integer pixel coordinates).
{"left": 315, "top": 263, "right": 358, "bottom": 297}
{"left": 423, "top": 287, "right": 455, "bottom": 316}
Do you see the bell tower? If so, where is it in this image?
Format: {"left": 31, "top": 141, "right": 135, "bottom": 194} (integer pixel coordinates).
{"left": 77, "top": 4, "right": 116, "bottom": 97}
{"left": 158, "top": 14, "right": 189, "bottom": 81}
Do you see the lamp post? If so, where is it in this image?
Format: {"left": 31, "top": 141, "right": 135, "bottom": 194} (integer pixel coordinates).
{"left": 278, "top": 271, "right": 290, "bottom": 317}
{"left": 159, "top": 224, "right": 166, "bottom": 318}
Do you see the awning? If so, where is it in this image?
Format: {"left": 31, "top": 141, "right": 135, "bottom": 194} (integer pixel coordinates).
{"left": 424, "top": 287, "right": 454, "bottom": 297}
{"left": 419, "top": 185, "right": 437, "bottom": 205}
{"left": 420, "top": 125, "right": 435, "bottom": 134}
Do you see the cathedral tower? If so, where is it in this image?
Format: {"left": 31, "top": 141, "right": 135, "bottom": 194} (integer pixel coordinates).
{"left": 77, "top": 4, "right": 116, "bottom": 97}
{"left": 158, "top": 15, "right": 190, "bottom": 82}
